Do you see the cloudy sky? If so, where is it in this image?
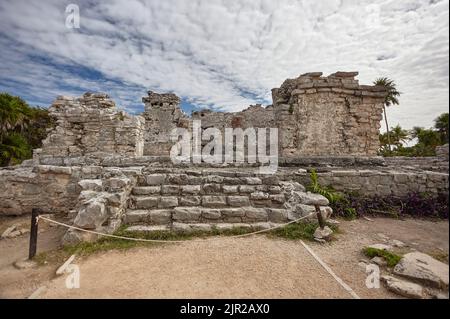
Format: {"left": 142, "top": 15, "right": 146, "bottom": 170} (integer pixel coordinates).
{"left": 0, "top": 0, "right": 448, "bottom": 130}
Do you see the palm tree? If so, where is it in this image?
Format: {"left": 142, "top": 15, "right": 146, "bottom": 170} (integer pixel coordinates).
{"left": 373, "top": 77, "right": 401, "bottom": 152}
{"left": 390, "top": 124, "right": 410, "bottom": 147}
{"left": 0, "top": 93, "right": 31, "bottom": 143}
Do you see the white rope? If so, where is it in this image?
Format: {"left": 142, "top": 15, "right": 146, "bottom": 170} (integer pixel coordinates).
{"left": 38, "top": 213, "right": 361, "bottom": 299}
{"left": 300, "top": 240, "right": 361, "bottom": 299}
{"left": 37, "top": 212, "right": 316, "bottom": 244}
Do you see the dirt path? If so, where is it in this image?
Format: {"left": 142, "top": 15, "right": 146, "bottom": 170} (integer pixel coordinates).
{"left": 0, "top": 215, "right": 66, "bottom": 298}
{"left": 0, "top": 217, "right": 448, "bottom": 299}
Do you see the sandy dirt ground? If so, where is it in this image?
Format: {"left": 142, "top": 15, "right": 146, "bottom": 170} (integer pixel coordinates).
{"left": 0, "top": 216, "right": 448, "bottom": 299}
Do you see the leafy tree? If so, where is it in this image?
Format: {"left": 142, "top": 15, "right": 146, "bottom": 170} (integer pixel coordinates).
{"left": 379, "top": 115, "right": 448, "bottom": 157}
{"left": 373, "top": 77, "right": 401, "bottom": 152}
{"left": 434, "top": 112, "right": 449, "bottom": 144}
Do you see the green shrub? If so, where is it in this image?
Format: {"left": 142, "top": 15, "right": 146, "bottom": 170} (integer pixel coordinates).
{"left": 363, "top": 247, "right": 402, "bottom": 267}
{"left": 306, "top": 169, "right": 345, "bottom": 204}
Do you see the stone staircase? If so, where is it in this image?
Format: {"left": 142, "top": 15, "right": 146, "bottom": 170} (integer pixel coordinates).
{"left": 123, "top": 169, "right": 329, "bottom": 233}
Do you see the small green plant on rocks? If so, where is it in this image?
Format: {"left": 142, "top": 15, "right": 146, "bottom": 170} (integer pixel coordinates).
{"left": 363, "top": 247, "right": 402, "bottom": 267}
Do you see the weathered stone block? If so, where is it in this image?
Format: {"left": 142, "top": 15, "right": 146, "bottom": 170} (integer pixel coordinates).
{"left": 181, "top": 185, "right": 201, "bottom": 194}
{"left": 295, "top": 192, "right": 329, "bottom": 206}
{"left": 204, "top": 175, "right": 224, "bottom": 183}
{"left": 159, "top": 196, "right": 178, "bottom": 208}
{"left": 202, "top": 209, "right": 221, "bottom": 220}
{"left": 244, "top": 207, "right": 268, "bottom": 221}
{"left": 203, "top": 183, "right": 222, "bottom": 194}
{"left": 145, "top": 174, "right": 166, "bottom": 185}
{"left": 267, "top": 208, "right": 288, "bottom": 222}
{"left": 227, "top": 196, "right": 250, "bottom": 207}
{"left": 269, "top": 194, "right": 285, "bottom": 203}
{"left": 135, "top": 196, "right": 159, "bottom": 209}
{"left": 173, "top": 207, "right": 201, "bottom": 221}
{"left": 239, "top": 185, "right": 256, "bottom": 193}
{"left": 179, "top": 196, "right": 201, "bottom": 206}
{"left": 132, "top": 186, "right": 161, "bottom": 195}
{"left": 250, "top": 192, "right": 269, "bottom": 200}
{"left": 202, "top": 196, "right": 227, "bottom": 207}
{"left": 78, "top": 179, "right": 103, "bottom": 191}
{"left": 244, "top": 177, "right": 262, "bottom": 185}
{"left": 222, "top": 185, "right": 239, "bottom": 194}
{"left": 221, "top": 208, "right": 245, "bottom": 217}
{"left": 161, "top": 185, "right": 180, "bottom": 195}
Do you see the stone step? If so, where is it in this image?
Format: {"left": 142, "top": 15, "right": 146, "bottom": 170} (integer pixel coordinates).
{"left": 124, "top": 206, "right": 292, "bottom": 224}
{"left": 137, "top": 173, "right": 280, "bottom": 187}
{"left": 125, "top": 222, "right": 285, "bottom": 234}
{"left": 125, "top": 225, "right": 170, "bottom": 233}
{"left": 128, "top": 194, "right": 286, "bottom": 209}
{"left": 124, "top": 209, "right": 172, "bottom": 225}
{"left": 132, "top": 184, "right": 283, "bottom": 196}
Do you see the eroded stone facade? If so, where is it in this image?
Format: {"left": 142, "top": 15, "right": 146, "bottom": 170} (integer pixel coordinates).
{"left": 273, "top": 72, "right": 385, "bottom": 156}
{"left": 40, "top": 93, "right": 144, "bottom": 158}
{"left": 38, "top": 71, "right": 386, "bottom": 160}
{"left": 0, "top": 71, "right": 447, "bottom": 245}
{"left": 142, "top": 91, "right": 188, "bottom": 156}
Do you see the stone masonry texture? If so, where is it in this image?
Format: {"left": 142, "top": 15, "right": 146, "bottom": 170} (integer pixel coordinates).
{"left": 0, "top": 71, "right": 447, "bottom": 244}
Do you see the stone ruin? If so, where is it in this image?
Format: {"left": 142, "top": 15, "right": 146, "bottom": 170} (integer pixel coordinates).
{"left": 0, "top": 71, "right": 448, "bottom": 244}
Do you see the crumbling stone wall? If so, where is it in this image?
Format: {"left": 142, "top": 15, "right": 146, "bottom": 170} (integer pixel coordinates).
{"left": 272, "top": 72, "right": 386, "bottom": 157}
{"left": 0, "top": 165, "right": 79, "bottom": 215}
{"left": 190, "top": 104, "right": 276, "bottom": 159}
{"left": 36, "top": 71, "right": 386, "bottom": 161}
{"left": 142, "top": 91, "right": 188, "bottom": 156}
{"left": 289, "top": 169, "right": 449, "bottom": 197}
{"left": 191, "top": 104, "right": 275, "bottom": 130}
{"left": 40, "top": 93, "right": 144, "bottom": 158}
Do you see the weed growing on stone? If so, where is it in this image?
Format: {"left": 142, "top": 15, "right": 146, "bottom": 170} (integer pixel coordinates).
{"left": 363, "top": 247, "right": 402, "bottom": 267}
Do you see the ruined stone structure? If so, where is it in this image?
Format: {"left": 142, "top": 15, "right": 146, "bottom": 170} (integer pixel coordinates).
{"left": 142, "top": 91, "right": 188, "bottom": 156}
{"left": 272, "top": 72, "right": 385, "bottom": 156}
{"left": 37, "top": 72, "right": 387, "bottom": 161}
{"left": 0, "top": 71, "right": 448, "bottom": 245}
{"left": 40, "top": 93, "right": 144, "bottom": 159}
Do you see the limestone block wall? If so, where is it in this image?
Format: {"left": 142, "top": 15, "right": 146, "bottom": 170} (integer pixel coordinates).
{"left": 289, "top": 169, "right": 449, "bottom": 197}
{"left": 190, "top": 104, "right": 276, "bottom": 159}
{"left": 142, "top": 91, "right": 188, "bottom": 156}
{"left": 272, "top": 72, "right": 386, "bottom": 157}
{"left": 0, "top": 166, "right": 79, "bottom": 215}
{"left": 191, "top": 104, "right": 275, "bottom": 130}
{"left": 40, "top": 93, "right": 144, "bottom": 158}
{"left": 436, "top": 144, "right": 449, "bottom": 160}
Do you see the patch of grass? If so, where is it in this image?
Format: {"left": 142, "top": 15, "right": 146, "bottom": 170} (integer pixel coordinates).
{"left": 268, "top": 221, "right": 339, "bottom": 241}
{"left": 343, "top": 207, "right": 357, "bottom": 220}
{"left": 363, "top": 247, "right": 402, "bottom": 267}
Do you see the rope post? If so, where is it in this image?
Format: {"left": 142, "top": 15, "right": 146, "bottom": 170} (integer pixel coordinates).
{"left": 315, "top": 204, "right": 325, "bottom": 229}
{"left": 28, "top": 208, "right": 40, "bottom": 260}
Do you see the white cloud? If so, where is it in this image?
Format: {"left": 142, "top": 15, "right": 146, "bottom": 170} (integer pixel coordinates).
{"left": 0, "top": 0, "right": 448, "bottom": 128}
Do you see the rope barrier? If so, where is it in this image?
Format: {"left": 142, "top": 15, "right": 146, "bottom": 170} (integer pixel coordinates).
{"left": 37, "top": 211, "right": 316, "bottom": 244}
{"left": 37, "top": 212, "right": 361, "bottom": 299}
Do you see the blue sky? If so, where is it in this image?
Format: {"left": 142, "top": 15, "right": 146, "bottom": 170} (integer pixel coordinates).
{"left": 0, "top": 0, "right": 448, "bottom": 128}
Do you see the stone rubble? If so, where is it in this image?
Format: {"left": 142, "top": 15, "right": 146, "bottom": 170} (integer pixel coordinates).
{"left": 313, "top": 226, "right": 333, "bottom": 241}
{"left": 381, "top": 275, "right": 424, "bottom": 299}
